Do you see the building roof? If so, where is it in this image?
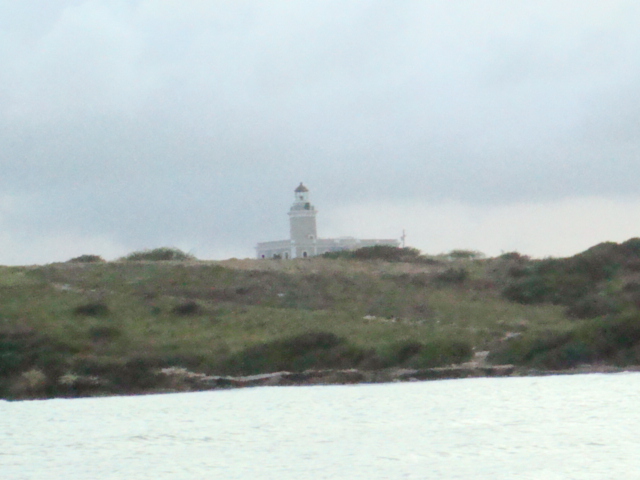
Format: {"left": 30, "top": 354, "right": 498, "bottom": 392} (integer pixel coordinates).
{"left": 294, "top": 182, "right": 309, "bottom": 192}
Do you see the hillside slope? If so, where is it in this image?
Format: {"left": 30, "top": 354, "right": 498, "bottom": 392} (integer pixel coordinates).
{"left": 3, "top": 242, "right": 640, "bottom": 399}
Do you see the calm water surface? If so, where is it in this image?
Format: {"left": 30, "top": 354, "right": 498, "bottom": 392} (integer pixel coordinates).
{"left": 2, "top": 373, "right": 640, "bottom": 479}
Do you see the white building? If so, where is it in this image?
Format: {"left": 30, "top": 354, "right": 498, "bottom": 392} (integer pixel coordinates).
{"left": 256, "top": 183, "right": 400, "bottom": 259}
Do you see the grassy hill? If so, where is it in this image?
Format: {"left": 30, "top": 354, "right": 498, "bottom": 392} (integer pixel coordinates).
{"left": 3, "top": 242, "right": 640, "bottom": 399}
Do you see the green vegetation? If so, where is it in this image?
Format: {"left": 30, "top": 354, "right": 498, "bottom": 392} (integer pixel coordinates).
{"left": 3, "top": 241, "right": 640, "bottom": 399}
{"left": 322, "top": 245, "right": 439, "bottom": 263}
{"left": 495, "top": 239, "right": 640, "bottom": 318}
{"left": 121, "top": 247, "right": 195, "bottom": 262}
{"left": 489, "top": 312, "right": 640, "bottom": 369}
{"left": 447, "top": 249, "right": 485, "bottom": 260}
{"left": 67, "top": 254, "right": 105, "bottom": 263}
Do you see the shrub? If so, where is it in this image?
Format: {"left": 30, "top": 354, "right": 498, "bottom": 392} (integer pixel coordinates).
{"left": 172, "top": 301, "right": 201, "bottom": 316}
{"left": 620, "top": 237, "right": 640, "bottom": 256}
{"left": 122, "top": 248, "right": 195, "bottom": 262}
{"left": 499, "top": 240, "right": 640, "bottom": 316}
{"left": 565, "top": 294, "right": 620, "bottom": 319}
{"left": 488, "top": 331, "right": 574, "bottom": 367}
{"left": 380, "top": 339, "right": 473, "bottom": 368}
{"left": 528, "top": 340, "right": 593, "bottom": 369}
{"left": 498, "top": 252, "right": 530, "bottom": 261}
{"left": 353, "top": 246, "right": 422, "bottom": 262}
{"left": 434, "top": 268, "right": 468, "bottom": 285}
{"left": 413, "top": 339, "right": 473, "bottom": 368}
{"left": 78, "top": 358, "right": 161, "bottom": 390}
{"left": 502, "top": 275, "right": 553, "bottom": 304}
{"left": 88, "top": 326, "right": 122, "bottom": 342}
{"left": 322, "top": 246, "right": 431, "bottom": 263}
{"left": 0, "top": 328, "right": 70, "bottom": 379}
{"left": 72, "top": 354, "right": 204, "bottom": 392}
{"left": 74, "top": 302, "right": 109, "bottom": 317}
{"left": 585, "top": 315, "right": 640, "bottom": 355}
{"left": 67, "top": 254, "right": 105, "bottom": 263}
{"left": 385, "top": 341, "right": 424, "bottom": 365}
{"left": 222, "top": 332, "right": 366, "bottom": 375}
{"left": 488, "top": 313, "right": 640, "bottom": 369}
{"left": 447, "top": 249, "right": 485, "bottom": 260}
{"left": 409, "top": 273, "right": 431, "bottom": 287}
{"left": 321, "top": 250, "right": 355, "bottom": 259}
{"left": 622, "top": 282, "right": 640, "bottom": 308}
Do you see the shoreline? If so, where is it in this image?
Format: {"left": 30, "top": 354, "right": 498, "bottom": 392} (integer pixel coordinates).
{"left": 10, "top": 364, "right": 640, "bottom": 401}
{"left": 156, "top": 364, "right": 640, "bottom": 390}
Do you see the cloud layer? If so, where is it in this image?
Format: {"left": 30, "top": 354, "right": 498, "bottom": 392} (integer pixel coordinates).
{"left": 2, "top": 1, "right": 640, "bottom": 263}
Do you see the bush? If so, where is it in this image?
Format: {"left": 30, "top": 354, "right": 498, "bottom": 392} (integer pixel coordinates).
{"left": 489, "top": 313, "right": 640, "bottom": 369}
{"left": 73, "top": 302, "right": 109, "bottom": 317}
{"left": 488, "top": 331, "right": 574, "bottom": 367}
{"left": 122, "top": 248, "right": 195, "bottom": 262}
{"left": 620, "top": 237, "right": 640, "bottom": 256}
{"left": 385, "top": 341, "right": 424, "bottom": 365}
{"left": 0, "top": 328, "right": 70, "bottom": 379}
{"left": 498, "top": 252, "right": 530, "bottom": 261}
{"left": 585, "top": 315, "right": 640, "bottom": 355}
{"left": 222, "top": 332, "right": 366, "bottom": 375}
{"left": 321, "top": 250, "right": 355, "bottom": 260}
{"left": 88, "top": 326, "right": 122, "bottom": 342}
{"left": 502, "top": 275, "right": 553, "bottom": 304}
{"left": 447, "top": 249, "right": 485, "bottom": 260}
{"left": 413, "top": 339, "right": 473, "bottom": 368}
{"left": 322, "top": 246, "right": 434, "bottom": 263}
{"left": 172, "top": 301, "right": 201, "bottom": 316}
{"left": 72, "top": 354, "right": 205, "bottom": 392}
{"left": 322, "top": 246, "right": 423, "bottom": 262}
{"left": 381, "top": 339, "right": 473, "bottom": 368}
{"left": 622, "top": 282, "right": 640, "bottom": 308}
{"left": 73, "top": 357, "right": 160, "bottom": 391}
{"left": 528, "top": 340, "right": 593, "bottom": 370}
{"left": 434, "top": 268, "right": 468, "bottom": 285}
{"left": 565, "top": 294, "right": 620, "bottom": 319}
{"left": 67, "top": 254, "right": 105, "bottom": 263}
{"left": 353, "top": 246, "right": 422, "bottom": 262}
{"left": 409, "top": 273, "right": 431, "bottom": 287}
{"left": 499, "top": 240, "right": 640, "bottom": 316}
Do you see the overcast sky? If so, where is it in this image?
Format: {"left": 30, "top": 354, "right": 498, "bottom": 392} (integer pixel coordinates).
{"left": 2, "top": 1, "right": 640, "bottom": 264}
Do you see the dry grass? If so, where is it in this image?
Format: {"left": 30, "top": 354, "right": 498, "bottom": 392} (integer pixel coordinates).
{"left": 0, "top": 259, "right": 569, "bottom": 356}
{"left": 0, "top": 256, "right": 573, "bottom": 397}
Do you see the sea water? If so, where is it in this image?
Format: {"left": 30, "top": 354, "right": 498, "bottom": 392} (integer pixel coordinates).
{"left": 2, "top": 373, "right": 640, "bottom": 479}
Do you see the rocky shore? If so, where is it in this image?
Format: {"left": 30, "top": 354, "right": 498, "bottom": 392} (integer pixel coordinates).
{"left": 156, "top": 364, "right": 515, "bottom": 391}
{"left": 12, "top": 363, "right": 640, "bottom": 400}
{"left": 151, "top": 363, "right": 640, "bottom": 394}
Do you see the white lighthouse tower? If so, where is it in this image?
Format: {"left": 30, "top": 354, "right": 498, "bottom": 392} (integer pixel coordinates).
{"left": 255, "top": 183, "right": 399, "bottom": 259}
{"left": 288, "top": 182, "right": 317, "bottom": 258}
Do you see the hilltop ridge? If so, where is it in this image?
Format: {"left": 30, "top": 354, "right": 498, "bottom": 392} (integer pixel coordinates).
{"left": 3, "top": 242, "right": 640, "bottom": 399}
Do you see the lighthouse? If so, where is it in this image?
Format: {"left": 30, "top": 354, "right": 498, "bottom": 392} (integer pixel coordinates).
{"left": 255, "top": 183, "right": 399, "bottom": 259}
{"left": 288, "top": 182, "right": 317, "bottom": 258}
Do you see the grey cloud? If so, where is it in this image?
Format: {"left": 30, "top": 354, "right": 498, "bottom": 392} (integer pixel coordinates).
{"left": 1, "top": 1, "right": 640, "bottom": 261}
